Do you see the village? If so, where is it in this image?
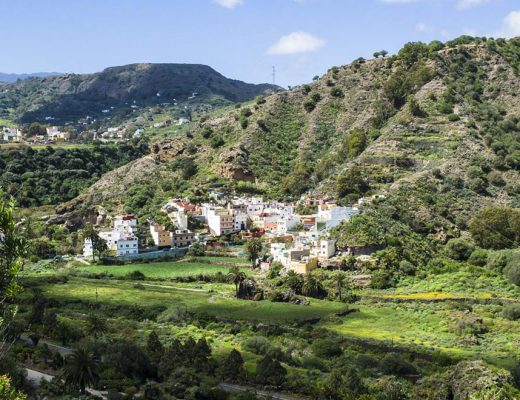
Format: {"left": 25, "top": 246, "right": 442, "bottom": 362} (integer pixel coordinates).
{"left": 79, "top": 194, "right": 381, "bottom": 275}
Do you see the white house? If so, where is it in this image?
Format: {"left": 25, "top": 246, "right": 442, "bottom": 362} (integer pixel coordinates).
{"left": 233, "top": 213, "right": 248, "bottom": 232}
{"left": 275, "top": 215, "right": 301, "bottom": 235}
{"left": 46, "top": 126, "right": 70, "bottom": 141}
{"left": 317, "top": 203, "right": 359, "bottom": 230}
{"left": 115, "top": 236, "right": 139, "bottom": 256}
{"left": 2, "top": 128, "right": 22, "bottom": 142}
{"left": 311, "top": 239, "right": 336, "bottom": 259}
{"left": 207, "top": 207, "right": 235, "bottom": 236}
{"left": 83, "top": 239, "right": 93, "bottom": 257}
{"left": 82, "top": 214, "right": 140, "bottom": 257}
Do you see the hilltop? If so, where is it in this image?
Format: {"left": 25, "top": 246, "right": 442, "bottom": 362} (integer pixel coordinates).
{"left": 0, "top": 63, "right": 281, "bottom": 123}
{"left": 0, "top": 71, "right": 63, "bottom": 83}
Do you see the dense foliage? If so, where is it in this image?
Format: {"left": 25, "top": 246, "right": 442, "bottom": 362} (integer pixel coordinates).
{"left": 0, "top": 142, "right": 148, "bottom": 207}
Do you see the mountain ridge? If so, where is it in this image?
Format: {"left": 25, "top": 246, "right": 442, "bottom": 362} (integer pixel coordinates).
{"left": 0, "top": 63, "right": 282, "bottom": 123}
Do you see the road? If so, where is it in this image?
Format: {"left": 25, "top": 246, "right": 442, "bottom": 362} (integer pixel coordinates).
{"left": 24, "top": 367, "right": 107, "bottom": 399}
{"left": 19, "top": 335, "right": 72, "bottom": 356}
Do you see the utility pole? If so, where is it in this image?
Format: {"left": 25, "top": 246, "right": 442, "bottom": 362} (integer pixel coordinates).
{"left": 272, "top": 66, "right": 276, "bottom": 85}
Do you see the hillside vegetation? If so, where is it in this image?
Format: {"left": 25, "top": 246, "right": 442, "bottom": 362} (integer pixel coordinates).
{"left": 0, "top": 63, "right": 280, "bottom": 123}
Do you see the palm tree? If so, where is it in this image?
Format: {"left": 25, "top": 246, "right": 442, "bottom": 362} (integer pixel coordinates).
{"left": 331, "top": 271, "right": 350, "bottom": 301}
{"left": 85, "top": 313, "right": 108, "bottom": 338}
{"left": 61, "top": 347, "right": 99, "bottom": 394}
{"left": 227, "top": 266, "right": 246, "bottom": 298}
{"left": 244, "top": 238, "right": 263, "bottom": 269}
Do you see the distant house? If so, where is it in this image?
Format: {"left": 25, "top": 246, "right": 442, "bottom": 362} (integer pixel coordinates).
{"left": 150, "top": 223, "right": 172, "bottom": 249}
{"left": 171, "top": 229, "right": 194, "bottom": 248}
{"left": 46, "top": 126, "right": 70, "bottom": 141}
{"left": 83, "top": 214, "right": 139, "bottom": 258}
{"left": 207, "top": 208, "right": 235, "bottom": 236}
{"left": 2, "top": 128, "right": 23, "bottom": 142}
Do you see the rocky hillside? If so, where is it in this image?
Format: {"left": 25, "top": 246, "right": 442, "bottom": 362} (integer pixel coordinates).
{"left": 0, "top": 63, "right": 281, "bottom": 123}
{"left": 57, "top": 37, "right": 519, "bottom": 245}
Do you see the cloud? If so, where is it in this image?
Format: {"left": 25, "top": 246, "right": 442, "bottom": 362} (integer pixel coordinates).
{"left": 456, "top": 0, "right": 492, "bottom": 9}
{"left": 379, "top": 0, "right": 417, "bottom": 3}
{"left": 415, "top": 23, "right": 432, "bottom": 33}
{"left": 266, "top": 31, "right": 325, "bottom": 55}
{"left": 214, "top": 0, "right": 243, "bottom": 9}
{"left": 496, "top": 10, "right": 520, "bottom": 38}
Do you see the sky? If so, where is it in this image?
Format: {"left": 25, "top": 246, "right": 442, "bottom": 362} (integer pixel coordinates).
{"left": 1, "top": 0, "right": 520, "bottom": 87}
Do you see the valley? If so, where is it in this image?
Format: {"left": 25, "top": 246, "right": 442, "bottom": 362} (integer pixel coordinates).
{"left": 1, "top": 35, "right": 520, "bottom": 400}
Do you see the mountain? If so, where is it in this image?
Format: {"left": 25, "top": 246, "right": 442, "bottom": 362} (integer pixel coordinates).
{"left": 0, "top": 71, "right": 63, "bottom": 83}
{"left": 37, "top": 36, "right": 518, "bottom": 273}
{"left": 0, "top": 63, "right": 281, "bottom": 123}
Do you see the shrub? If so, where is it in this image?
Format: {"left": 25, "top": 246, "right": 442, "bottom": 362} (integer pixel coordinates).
{"left": 445, "top": 238, "right": 474, "bottom": 261}
{"left": 469, "top": 207, "right": 520, "bottom": 249}
{"left": 302, "top": 84, "right": 311, "bottom": 94}
{"left": 379, "top": 353, "right": 417, "bottom": 376}
{"left": 330, "top": 87, "right": 344, "bottom": 98}
{"left": 448, "top": 113, "right": 460, "bottom": 121}
{"left": 468, "top": 249, "right": 488, "bottom": 266}
{"left": 505, "top": 260, "right": 520, "bottom": 286}
{"left": 239, "top": 115, "right": 248, "bottom": 129}
{"left": 126, "top": 270, "right": 146, "bottom": 281}
{"left": 303, "top": 100, "right": 316, "bottom": 112}
{"left": 311, "top": 338, "right": 343, "bottom": 358}
{"left": 502, "top": 304, "right": 520, "bottom": 320}
{"left": 310, "top": 92, "right": 322, "bottom": 103}
{"left": 243, "top": 336, "right": 272, "bottom": 355}
{"left": 371, "top": 269, "right": 396, "bottom": 289}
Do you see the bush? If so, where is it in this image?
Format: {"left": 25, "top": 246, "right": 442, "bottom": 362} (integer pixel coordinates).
{"left": 126, "top": 270, "right": 146, "bottom": 281}
{"left": 502, "top": 304, "right": 520, "bottom": 320}
{"left": 379, "top": 352, "right": 417, "bottom": 376}
{"left": 468, "top": 249, "right": 488, "bottom": 266}
{"left": 303, "top": 100, "right": 316, "bottom": 112}
{"left": 371, "top": 269, "right": 396, "bottom": 289}
{"left": 469, "top": 207, "right": 520, "bottom": 249}
{"left": 505, "top": 260, "right": 520, "bottom": 286}
{"left": 243, "top": 336, "right": 272, "bottom": 356}
{"left": 311, "top": 338, "right": 343, "bottom": 358}
{"left": 330, "top": 87, "right": 344, "bottom": 98}
{"left": 448, "top": 113, "right": 460, "bottom": 121}
{"left": 445, "top": 238, "right": 474, "bottom": 261}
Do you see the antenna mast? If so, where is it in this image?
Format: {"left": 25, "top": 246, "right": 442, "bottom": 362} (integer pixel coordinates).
{"left": 272, "top": 66, "right": 276, "bottom": 85}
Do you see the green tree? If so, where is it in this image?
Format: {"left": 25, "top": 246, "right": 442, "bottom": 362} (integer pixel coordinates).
{"left": 0, "top": 375, "right": 26, "bottom": 400}
{"left": 469, "top": 207, "right": 520, "bottom": 249}
{"left": 219, "top": 349, "right": 245, "bottom": 382}
{"left": 85, "top": 313, "right": 107, "bottom": 338}
{"left": 227, "top": 266, "right": 247, "bottom": 298}
{"left": 146, "top": 330, "right": 164, "bottom": 358}
{"left": 61, "top": 347, "right": 99, "bottom": 394}
{"left": 331, "top": 271, "right": 351, "bottom": 301}
{"left": 302, "top": 273, "right": 327, "bottom": 299}
{"left": 82, "top": 225, "right": 107, "bottom": 261}
{"left": 244, "top": 238, "right": 263, "bottom": 269}
{"left": 0, "top": 192, "right": 27, "bottom": 363}
{"left": 256, "top": 355, "right": 287, "bottom": 387}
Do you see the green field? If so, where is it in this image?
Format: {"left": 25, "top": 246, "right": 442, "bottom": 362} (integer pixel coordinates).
{"left": 76, "top": 259, "right": 250, "bottom": 279}
{"left": 323, "top": 302, "right": 520, "bottom": 368}
{"left": 34, "top": 278, "right": 346, "bottom": 323}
